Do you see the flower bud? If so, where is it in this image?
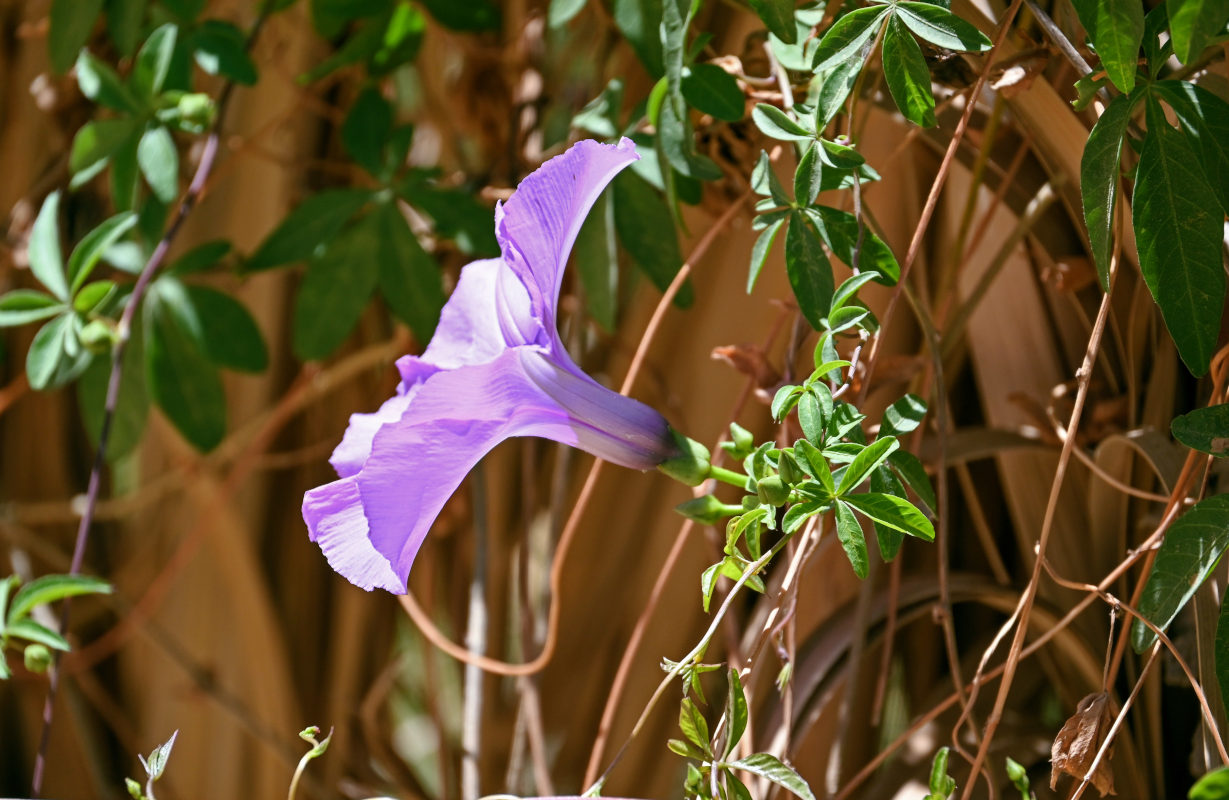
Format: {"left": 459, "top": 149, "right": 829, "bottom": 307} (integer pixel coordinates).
{"left": 658, "top": 429, "right": 711, "bottom": 486}
{"left": 756, "top": 475, "right": 790, "bottom": 506}
{"left": 675, "top": 495, "right": 740, "bottom": 525}
{"left": 24, "top": 643, "right": 52, "bottom": 673}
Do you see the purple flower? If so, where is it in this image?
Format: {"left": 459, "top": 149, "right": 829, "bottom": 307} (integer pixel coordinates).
{"left": 303, "top": 138, "right": 681, "bottom": 593}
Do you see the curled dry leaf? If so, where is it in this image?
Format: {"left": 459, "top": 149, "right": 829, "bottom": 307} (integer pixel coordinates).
{"left": 712, "top": 343, "right": 781, "bottom": 394}
{"left": 1051, "top": 691, "right": 1116, "bottom": 796}
{"left": 990, "top": 47, "right": 1051, "bottom": 97}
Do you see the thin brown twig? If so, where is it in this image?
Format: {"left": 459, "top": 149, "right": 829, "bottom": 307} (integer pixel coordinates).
{"left": 959, "top": 243, "right": 1116, "bottom": 798}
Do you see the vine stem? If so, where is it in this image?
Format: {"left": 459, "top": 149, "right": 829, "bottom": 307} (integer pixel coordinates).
{"left": 856, "top": 0, "right": 1026, "bottom": 400}
{"left": 30, "top": 15, "right": 266, "bottom": 794}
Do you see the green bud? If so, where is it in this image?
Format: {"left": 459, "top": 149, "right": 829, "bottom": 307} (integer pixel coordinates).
{"left": 24, "top": 643, "right": 52, "bottom": 673}
{"left": 675, "top": 495, "right": 740, "bottom": 525}
{"left": 176, "top": 92, "right": 216, "bottom": 132}
{"left": 658, "top": 429, "right": 711, "bottom": 486}
{"left": 79, "top": 318, "right": 118, "bottom": 353}
{"left": 727, "top": 422, "right": 754, "bottom": 457}
{"left": 778, "top": 451, "right": 804, "bottom": 485}
{"left": 126, "top": 777, "right": 145, "bottom": 800}
{"left": 756, "top": 475, "right": 789, "bottom": 506}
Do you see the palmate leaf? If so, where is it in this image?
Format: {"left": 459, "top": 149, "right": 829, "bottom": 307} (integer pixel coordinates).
{"left": 1080, "top": 92, "right": 1135, "bottom": 291}
{"left": 292, "top": 215, "right": 381, "bottom": 360}
{"left": 1132, "top": 494, "right": 1229, "bottom": 652}
{"left": 7, "top": 574, "right": 112, "bottom": 623}
{"left": 681, "top": 64, "right": 744, "bottom": 122}
{"left": 1167, "top": 0, "right": 1229, "bottom": 64}
{"left": 246, "top": 189, "right": 373, "bottom": 271}
{"left": 784, "top": 212, "right": 834, "bottom": 330}
{"left": 1070, "top": 0, "right": 1144, "bottom": 93}
{"left": 842, "top": 491, "right": 935, "bottom": 541}
{"left": 834, "top": 500, "right": 869, "bottom": 578}
{"left": 49, "top": 0, "right": 104, "bottom": 73}
{"left": 730, "top": 753, "right": 817, "bottom": 800}
{"left": 747, "top": 0, "right": 797, "bottom": 43}
{"left": 894, "top": 2, "right": 992, "bottom": 52}
{"left": 882, "top": 13, "right": 936, "bottom": 128}
{"left": 0, "top": 291, "right": 62, "bottom": 328}
{"left": 371, "top": 202, "right": 445, "bottom": 344}
{"left": 812, "top": 6, "right": 888, "bottom": 73}
{"left": 145, "top": 286, "right": 226, "bottom": 451}
{"left": 1172, "top": 404, "right": 1229, "bottom": 457}
{"left": 1155, "top": 80, "right": 1229, "bottom": 216}
{"left": 836, "top": 436, "right": 899, "bottom": 495}
{"left": 807, "top": 206, "right": 900, "bottom": 284}
{"left": 1132, "top": 100, "right": 1225, "bottom": 375}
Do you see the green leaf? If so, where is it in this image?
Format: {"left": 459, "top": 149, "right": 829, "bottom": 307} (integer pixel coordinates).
{"left": 818, "top": 138, "right": 865, "bottom": 169}
{"left": 292, "top": 220, "right": 381, "bottom": 360}
{"left": 572, "top": 79, "right": 625, "bottom": 138}
{"left": 403, "top": 184, "right": 500, "bottom": 256}
{"left": 928, "top": 746, "right": 957, "bottom": 797}
{"left": 549, "top": 0, "right": 587, "bottom": 27}
{"left": 371, "top": 203, "right": 444, "bottom": 344}
{"left": 168, "top": 240, "right": 230, "bottom": 276}
{"left": 8, "top": 618, "right": 71, "bottom": 653}
{"left": 679, "top": 697, "right": 711, "bottom": 752}
{"left": 367, "top": 2, "right": 427, "bottom": 75}
{"left": 1168, "top": 0, "right": 1229, "bottom": 63}
{"left": 834, "top": 500, "right": 869, "bottom": 578}
{"left": 1132, "top": 101, "right": 1225, "bottom": 375}
{"left": 142, "top": 731, "right": 178, "bottom": 780}
{"left": 812, "top": 6, "right": 888, "bottom": 73}
{"left": 1216, "top": 603, "right": 1229, "bottom": 757}
{"left": 133, "top": 24, "right": 179, "bottom": 99}
{"left": 797, "top": 390, "right": 826, "bottom": 443}
{"left": 70, "top": 118, "right": 140, "bottom": 184}
{"left": 49, "top": 0, "right": 104, "bottom": 73}
{"left": 111, "top": 133, "right": 141, "bottom": 212}
{"left": 75, "top": 50, "right": 140, "bottom": 112}
{"left": 882, "top": 14, "right": 936, "bottom": 128}
{"left": 888, "top": 449, "right": 935, "bottom": 512}
{"left": 815, "top": 55, "right": 864, "bottom": 129}
{"left": 668, "top": 737, "right": 708, "bottom": 759}
{"left": 1133, "top": 494, "right": 1229, "bottom": 652}
{"left": 29, "top": 192, "right": 67, "bottom": 300}
{"left": 794, "top": 143, "right": 823, "bottom": 207}
{"left": 896, "top": 2, "right": 992, "bottom": 52}
{"left": 417, "top": 0, "right": 501, "bottom": 31}
{"left": 575, "top": 190, "right": 618, "bottom": 330}
{"left": 731, "top": 753, "right": 817, "bottom": 800}
{"left": 1192, "top": 766, "right": 1229, "bottom": 800}
{"left": 77, "top": 326, "right": 149, "bottom": 460}
{"left": 1080, "top": 92, "right": 1135, "bottom": 291}
{"left": 1172, "top": 404, "right": 1229, "bottom": 456}
{"left": 870, "top": 466, "right": 906, "bottom": 560}
{"left": 342, "top": 87, "right": 393, "bottom": 176}
{"left": 106, "top": 0, "right": 148, "bottom": 56}
{"left": 7, "top": 574, "right": 112, "bottom": 623}
{"left": 612, "top": 0, "right": 665, "bottom": 76}
{"left": 725, "top": 668, "right": 749, "bottom": 756}
{"left": 830, "top": 271, "right": 881, "bottom": 312}
{"left": 784, "top": 212, "right": 834, "bottom": 331}
{"left": 246, "top": 189, "right": 372, "bottom": 271}
{"left": 843, "top": 491, "right": 935, "bottom": 541}
{"left": 613, "top": 171, "right": 693, "bottom": 307}
{"left": 747, "top": 217, "right": 785, "bottom": 294}
{"left": 182, "top": 286, "right": 269, "bottom": 372}
{"left": 751, "top": 150, "right": 793, "bottom": 206}
{"left": 881, "top": 393, "right": 927, "bottom": 437}
{"left": 145, "top": 288, "right": 226, "bottom": 450}
{"left": 192, "top": 20, "right": 258, "bottom": 85}
{"left": 1069, "top": 0, "right": 1143, "bottom": 92}
{"left": 752, "top": 103, "right": 812, "bottom": 141}
{"left": 0, "top": 290, "right": 63, "bottom": 328}
{"left": 658, "top": 99, "right": 724, "bottom": 181}
{"left": 137, "top": 125, "right": 179, "bottom": 204}
{"left": 681, "top": 64, "right": 745, "bottom": 122}
{"left": 26, "top": 314, "right": 91, "bottom": 391}
{"left": 1155, "top": 80, "right": 1229, "bottom": 216}
{"left": 68, "top": 212, "right": 138, "bottom": 293}
{"left": 837, "top": 435, "right": 899, "bottom": 495}
{"left": 808, "top": 206, "right": 900, "bottom": 284}
{"left": 747, "top": 0, "right": 797, "bottom": 44}
{"left": 771, "top": 384, "right": 802, "bottom": 421}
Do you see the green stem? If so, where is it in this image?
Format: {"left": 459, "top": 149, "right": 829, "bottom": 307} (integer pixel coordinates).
{"left": 709, "top": 465, "right": 749, "bottom": 488}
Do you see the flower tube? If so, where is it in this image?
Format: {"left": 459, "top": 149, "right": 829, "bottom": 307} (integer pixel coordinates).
{"left": 303, "top": 138, "right": 689, "bottom": 593}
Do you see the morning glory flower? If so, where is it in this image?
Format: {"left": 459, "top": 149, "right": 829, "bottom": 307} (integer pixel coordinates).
{"left": 303, "top": 138, "right": 700, "bottom": 593}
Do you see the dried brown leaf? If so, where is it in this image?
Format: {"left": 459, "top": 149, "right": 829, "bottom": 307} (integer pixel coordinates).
{"left": 1051, "top": 691, "right": 1116, "bottom": 796}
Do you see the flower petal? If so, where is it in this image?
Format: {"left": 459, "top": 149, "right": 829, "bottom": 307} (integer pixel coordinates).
{"left": 305, "top": 346, "right": 674, "bottom": 592}
{"left": 495, "top": 137, "right": 638, "bottom": 329}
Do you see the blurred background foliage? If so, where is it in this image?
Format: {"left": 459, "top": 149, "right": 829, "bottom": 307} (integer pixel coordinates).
{"left": 1, "top": 0, "right": 1229, "bottom": 798}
